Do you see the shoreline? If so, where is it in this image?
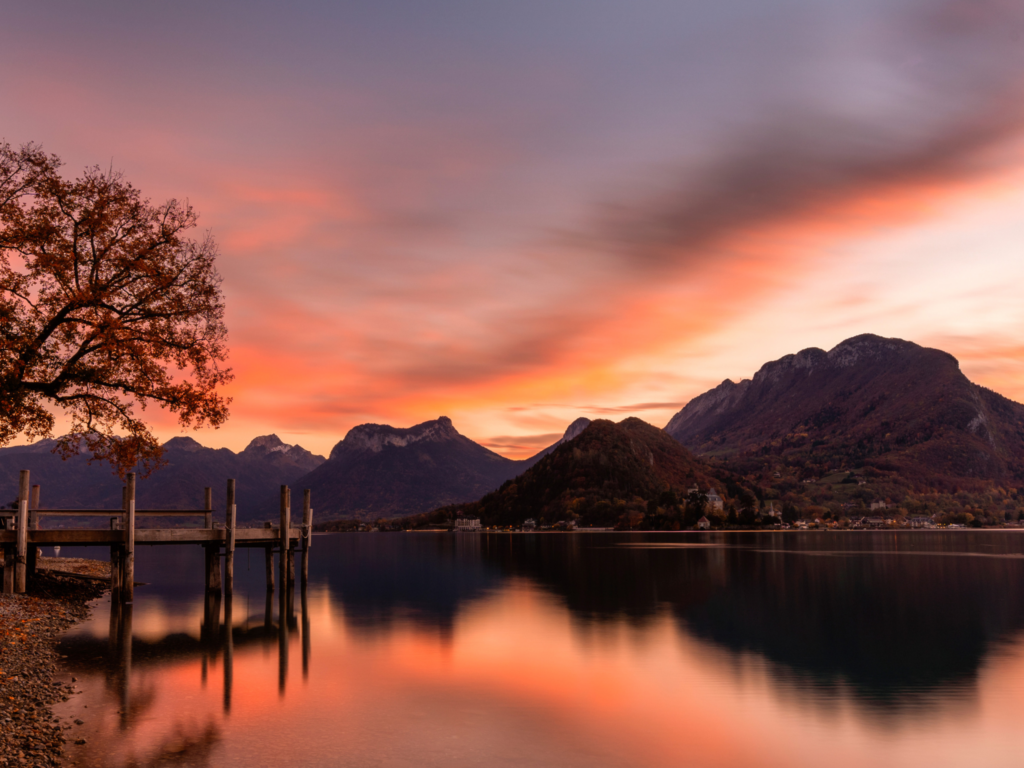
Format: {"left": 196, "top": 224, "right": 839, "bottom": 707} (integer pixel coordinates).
{"left": 1, "top": 565, "right": 107, "bottom": 767}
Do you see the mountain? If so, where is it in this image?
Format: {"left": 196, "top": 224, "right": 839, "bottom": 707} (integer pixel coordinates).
{"left": 665, "top": 334, "right": 1024, "bottom": 488}
{"left": 296, "top": 416, "right": 596, "bottom": 521}
{"left": 520, "top": 417, "right": 592, "bottom": 468}
{"left": 452, "top": 417, "right": 754, "bottom": 528}
{"left": 0, "top": 435, "right": 325, "bottom": 522}
{"left": 296, "top": 416, "right": 519, "bottom": 520}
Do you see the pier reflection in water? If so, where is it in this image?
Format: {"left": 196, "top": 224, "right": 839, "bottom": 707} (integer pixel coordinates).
{"left": 55, "top": 532, "right": 1024, "bottom": 768}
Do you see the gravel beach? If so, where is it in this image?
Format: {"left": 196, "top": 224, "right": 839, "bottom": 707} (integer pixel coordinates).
{"left": 1, "top": 566, "right": 106, "bottom": 767}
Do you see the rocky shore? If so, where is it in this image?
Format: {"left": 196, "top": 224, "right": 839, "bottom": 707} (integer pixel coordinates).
{"left": 0, "top": 568, "right": 106, "bottom": 767}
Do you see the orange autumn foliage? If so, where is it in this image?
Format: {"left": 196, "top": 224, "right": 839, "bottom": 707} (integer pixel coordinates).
{"left": 0, "top": 142, "right": 232, "bottom": 477}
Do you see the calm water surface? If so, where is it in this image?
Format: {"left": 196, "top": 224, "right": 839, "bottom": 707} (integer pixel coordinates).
{"left": 54, "top": 532, "right": 1024, "bottom": 767}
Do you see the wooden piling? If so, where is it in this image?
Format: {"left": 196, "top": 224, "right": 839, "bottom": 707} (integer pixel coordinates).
{"left": 225, "top": 479, "right": 236, "bottom": 595}
{"left": 280, "top": 485, "right": 290, "bottom": 592}
{"left": 265, "top": 546, "right": 275, "bottom": 592}
{"left": 15, "top": 470, "right": 29, "bottom": 593}
{"left": 110, "top": 545, "right": 122, "bottom": 600}
{"left": 29, "top": 485, "right": 40, "bottom": 529}
{"left": 111, "top": 487, "right": 126, "bottom": 600}
{"left": 25, "top": 484, "right": 40, "bottom": 587}
{"left": 278, "top": 569, "right": 289, "bottom": 696}
{"left": 301, "top": 489, "right": 312, "bottom": 585}
{"left": 123, "top": 473, "right": 136, "bottom": 602}
{"left": 204, "top": 487, "right": 222, "bottom": 593}
{"left": 206, "top": 544, "right": 223, "bottom": 592}
{"left": 287, "top": 542, "right": 296, "bottom": 587}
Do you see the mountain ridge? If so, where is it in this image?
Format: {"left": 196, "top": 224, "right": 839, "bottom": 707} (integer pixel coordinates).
{"left": 665, "top": 333, "right": 1024, "bottom": 488}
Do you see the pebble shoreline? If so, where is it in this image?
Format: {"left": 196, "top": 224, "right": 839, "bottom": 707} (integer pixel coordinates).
{"left": 0, "top": 568, "right": 106, "bottom": 767}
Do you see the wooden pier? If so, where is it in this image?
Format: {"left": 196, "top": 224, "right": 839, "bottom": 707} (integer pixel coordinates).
{"left": 1, "top": 470, "right": 313, "bottom": 601}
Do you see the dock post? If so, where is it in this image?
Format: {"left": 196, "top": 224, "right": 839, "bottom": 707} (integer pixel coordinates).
{"left": 225, "top": 479, "right": 236, "bottom": 595}
{"left": 15, "top": 470, "right": 29, "bottom": 593}
{"left": 265, "top": 546, "right": 275, "bottom": 592}
{"left": 29, "top": 485, "right": 40, "bottom": 530}
{"left": 123, "top": 473, "right": 136, "bottom": 602}
{"left": 288, "top": 542, "right": 296, "bottom": 588}
{"left": 278, "top": 562, "right": 289, "bottom": 697}
{"left": 301, "top": 490, "right": 312, "bottom": 586}
{"left": 110, "top": 487, "right": 126, "bottom": 600}
{"left": 204, "top": 487, "right": 222, "bottom": 593}
{"left": 280, "top": 485, "right": 290, "bottom": 591}
{"left": 24, "top": 484, "right": 39, "bottom": 588}
{"left": 206, "top": 545, "right": 223, "bottom": 593}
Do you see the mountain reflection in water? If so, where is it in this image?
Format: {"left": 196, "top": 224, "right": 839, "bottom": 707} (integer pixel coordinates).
{"left": 54, "top": 532, "right": 1024, "bottom": 767}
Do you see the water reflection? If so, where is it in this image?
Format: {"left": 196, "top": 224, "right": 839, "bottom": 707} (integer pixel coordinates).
{"left": 53, "top": 533, "right": 1024, "bottom": 767}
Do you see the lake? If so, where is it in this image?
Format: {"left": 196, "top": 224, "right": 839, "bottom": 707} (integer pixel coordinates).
{"left": 54, "top": 531, "right": 1024, "bottom": 767}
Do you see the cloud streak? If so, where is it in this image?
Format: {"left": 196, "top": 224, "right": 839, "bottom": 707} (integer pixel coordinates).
{"left": 4, "top": 0, "right": 1024, "bottom": 454}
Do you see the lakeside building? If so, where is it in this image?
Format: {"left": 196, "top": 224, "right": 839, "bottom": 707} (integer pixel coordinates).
{"left": 689, "top": 486, "right": 725, "bottom": 512}
{"left": 697, "top": 516, "right": 710, "bottom": 530}
{"left": 455, "top": 518, "right": 481, "bottom": 531}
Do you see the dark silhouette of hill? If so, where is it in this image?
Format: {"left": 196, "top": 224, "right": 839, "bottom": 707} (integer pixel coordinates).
{"left": 665, "top": 334, "right": 1024, "bottom": 488}
{"left": 454, "top": 417, "right": 753, "bottom": 528}
{"left": 519, "top": 417, "right": 591, "bottom": 468}
{"left": 295, "top": 416, "right": 520, "bottom": 520}
{"left": 0, "top": 435, "right": 325, "bottom": 522}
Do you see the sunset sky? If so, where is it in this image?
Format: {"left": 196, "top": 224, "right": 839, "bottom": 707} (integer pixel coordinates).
{"left": 4, "top": 0, "right": 1024, "bottom": 459}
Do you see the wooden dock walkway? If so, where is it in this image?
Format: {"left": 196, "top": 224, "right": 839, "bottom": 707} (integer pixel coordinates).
{"left": 1, "top": 470, "right": 313, "bottom": 602}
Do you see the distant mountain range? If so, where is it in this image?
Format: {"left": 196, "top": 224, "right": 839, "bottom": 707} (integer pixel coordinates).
{"left": 5, "top": 333, "right": 1024, "bottom": 525}
{"left": 0, "top": 434, "right": 325, "bottom": 522}
{"left": 665, "top": 334, "right": 1024, "bottom": 489}
{"left": 0, "top": 417, "right": 593, "bottom": 523}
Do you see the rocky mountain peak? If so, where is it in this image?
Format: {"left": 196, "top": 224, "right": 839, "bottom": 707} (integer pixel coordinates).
{"left": 243, "top": 434, "right": 290, "bottom": 454}
{"left": 561, "top": 417, "right": 592, "bottom": 442}
{"left": 825, "top": 334, "right": 915, "bottom": 368}
{"left": 332, "top": 416, "right": 463, "bottom": 459}
{"left": 163, "top": 436, "right": 205, "bottom": 453}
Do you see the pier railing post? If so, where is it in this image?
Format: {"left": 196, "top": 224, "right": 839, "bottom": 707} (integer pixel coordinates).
{"left": 15, "top": 470, "right": 29, "bottom": 593}
{"left": 26, "top": 483, "right": 40, "bottom": 588}
{"left": 29, "top": 484, "right": 40, "bottom": 530}
{"left": 280, "top": 485, "right": 290, "bottom": 589}
{"left": 124, "top": 473, "right": 136, "bottom": 602}
{"left": 301, "top": 489, "right": 312, "bottom": 586}
{"left": 225, "top": 479, "right": 236, "bottom": 595}
{"left": 204, "top": 487, "right": 222, "bottom": 593}
{"left": 265, "top": 545, "right": 275, "bottom": 592}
